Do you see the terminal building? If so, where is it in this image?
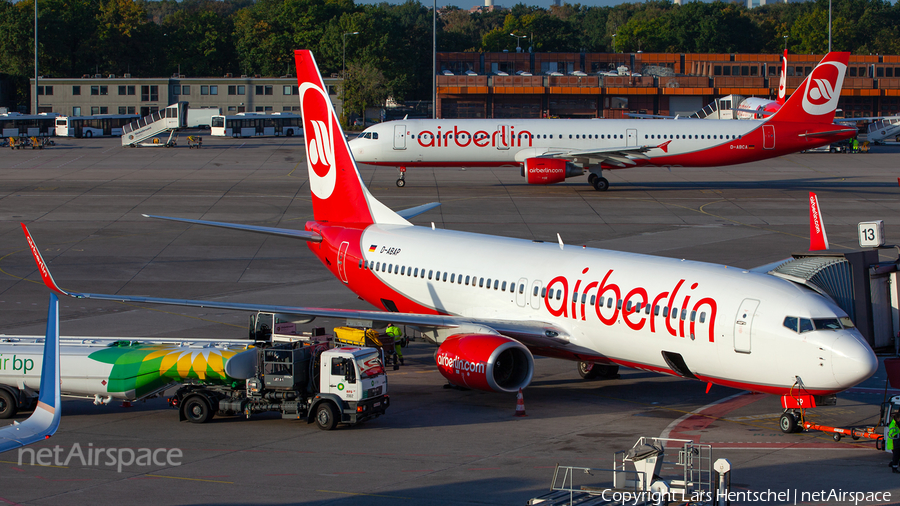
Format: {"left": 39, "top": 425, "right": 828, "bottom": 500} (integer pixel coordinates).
{"left": 435, "top": 51, "right": 900, "bottom": 119}
{"left": 28, "top": 74, "right": 343, "bottom": 118}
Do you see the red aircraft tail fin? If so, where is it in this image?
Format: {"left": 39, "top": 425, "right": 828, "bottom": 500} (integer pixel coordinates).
{"left": 771, "top": 52, "right": 849, "bottom": 125}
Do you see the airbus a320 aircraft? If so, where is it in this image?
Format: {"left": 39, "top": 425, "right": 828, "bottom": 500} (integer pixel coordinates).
{"left": 23, "top": 50, "right": 876, "bottom": 433}
{"left": 350, "top": 50, "right": 854, "bottom": 191}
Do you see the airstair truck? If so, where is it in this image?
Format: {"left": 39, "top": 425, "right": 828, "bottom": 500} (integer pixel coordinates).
{"left": 0, "top": 333, "right": 388, "bottom": 430}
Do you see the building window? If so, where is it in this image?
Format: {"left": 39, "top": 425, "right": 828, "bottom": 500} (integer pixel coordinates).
{"left": 201, "top": 85, "right": 209, "bottom": 95}
{"left": 264, "top": 106, "right": 272, "bottom": 111}
{"left": 127, "top": 85, "right": 135, "bottom": 95}
{"left": 182, "top": 85, "right": 190, "bottom": 95}
{"left": 100, "top": 86, "right": 108, "bottom": 95}
{"left": 227, "top": 106, "right": 236, "bottom": 111}
{"left": 210, "top": 85, "right": 217, "bottom": 95}
{"left": 118, "top": 106, "right": 126, "bottom": 114}
{"left": 91, "top": 86, "right": 99, "bottom": 95}
{"left": 255, "top": 106, "right": 263, "bottom": 112}
{"left": 72, "top": 106, "right": 81, "bottom": 116}
{"left": 228, "top": 85, "right": 236, "bottom": 95}
{"left": 283, "top": 85, "right": 292, "bottom": 95}
{"left": 127, "top": 106, "right": 135, "bottom": 114}
{"left": 141, "top": 85, "right": 158, "bottom": 102}
{"left": 91, "top": 106, "right": 99, "bottom": 114}
{"left": 119, "top": 85, "right": 128, "bottom": 95}
{"left": 72, "top": 85, "right": 81, "bottom": 95}
{"left": 100, "top": 106, "right": 108, "bottom": 114}
{"left": 255, "top": 85, "right": 273, "bottom": 95}
{"left": 172, "top": 86, "right": 180, "bottom": 96}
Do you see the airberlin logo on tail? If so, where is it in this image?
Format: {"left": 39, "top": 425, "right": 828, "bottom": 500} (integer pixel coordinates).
{"left": 801, "top": 61, "right": 845, "bottom": 116}
{"left": 300, "top": 83, "right": 336, "bottom": 200}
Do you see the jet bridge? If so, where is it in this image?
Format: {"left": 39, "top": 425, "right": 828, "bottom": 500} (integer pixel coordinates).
{"left": 121, "top": 102, "right": 188, "bottom": 147}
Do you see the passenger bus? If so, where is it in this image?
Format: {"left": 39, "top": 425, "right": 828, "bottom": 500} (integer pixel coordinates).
{"left": 0, "top": 112, "right": 59, "bottom": 137}
{"left": 55, "top": 114, "right": 140, "bottom": 138}
{"left": 210, "top": 112, "right": 303, "bottom": 137}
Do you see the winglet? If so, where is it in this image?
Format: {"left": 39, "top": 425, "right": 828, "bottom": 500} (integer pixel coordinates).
{"left": 657, "top": 140, "right": 671, "bottom": 153}
{"left": 21, "top": 224, "right": 70, "bottom": 296}
{"left": 809, "top": 192, "right": 829, "bottom": 251}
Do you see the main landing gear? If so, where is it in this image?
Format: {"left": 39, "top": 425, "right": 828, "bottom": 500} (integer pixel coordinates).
{"left": 396, "top": 166, "right": 406, "bottom": 187}
{"left": 587, "top": 172, "right": 609, "bottom": 192}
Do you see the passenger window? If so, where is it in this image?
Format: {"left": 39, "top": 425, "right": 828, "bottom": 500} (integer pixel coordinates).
{"left": 590, "top": 295, "right": 596, "bottom": 305}
{"left": 358, "top": 259, "right": 363, "bottom": 269}
{"left": 421, "top": 269, "right": 426, "bottom": 278}
{"left": 556, "top": 290, "right": 562, "bottom": 300}
{"left": 428, "top": 270, "right": 433, "bottom": 280}
{"left": 690, "top": 311, "right": 696, "bottom": 321}
{"left": 502, "top": 281, "right": 507, "bottom": 291}
{"left": 541, "top": 287, "right": 546, "bottom": 298}
{"left": 450, "top": 273, "right": 455, "bottom": 283}
{"left": 458, "top": 274, "right": 463, "bottom": 284}
{"left": 388, "top": 264, "right": 393, "bottom": 274}
{"left": 520, "top": 284, "right": 525, "bottom": 294}
{"left": 663, "top": 307, "right": 669, "bottom": 317}
{"left": 376, "top": 262, "right": 381, "bottom": 271}
{"left": 479, "top": 278, "right": 485, "bottom": 288}
{"left": 598, "top": 297, "right": 605, "bottom": 307}
{"left": 783, "top": 316, "right": 798, "bottom": 332}
{"left": 607, "top": 298, "right": 613, "bottom": 308}
{"left": 654, "top": 305, "right": 659, "bottom": 315}
{"left": 626, "top": 301, "right": 632, "bottom": 311}
{"left": 414, "top": 268, "right": 419, "bottom": 277}
{"left": 534, "top": 286, "right": 539, "bottom": 296}
{"left": 617, "top": 300, "right": 622, "bottom": 310}
{"left": 681, "top": 310, "right": 687, "bottom": 321}
{"left": 494, "top": 280, "right": 499, "bottom": 290}
{"left": 700, "top": 312, "right": 706, "bottom": 323}
{"left": 443, "top": 272, "right": 448, "bottom": 282}
{"left": 581, "top": 293, "right": 587, "bottom": 304}
{"left": 672, "top": 308, "right": 678, "bottom": 319}
{"left": 465, "top": 275, "right": 470, "bottom": 285}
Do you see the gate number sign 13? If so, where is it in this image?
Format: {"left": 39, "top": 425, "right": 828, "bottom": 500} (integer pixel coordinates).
{"left": 858, "top": 221, "right": 885, "bottom": 248}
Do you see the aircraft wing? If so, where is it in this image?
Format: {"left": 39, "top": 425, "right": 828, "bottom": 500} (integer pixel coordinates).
{"left": 530, "top": 145, "right": 655, "bottom": 168}
{"left": 23, "top": 225, "right": 572, "bottom": 351}
{"left": 0, "top": 294, "right": 61, "bottom": 454}
{"left": 144, "top": 214, "right": 323, "bottom": 243}
{"left": 835, "top": 115, "right": 900, "bottom": 123}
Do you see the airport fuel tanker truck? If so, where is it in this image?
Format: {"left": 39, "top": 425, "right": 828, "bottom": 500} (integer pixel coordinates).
{"left": 0, "top": 317, "right": 389, "bottom": 430}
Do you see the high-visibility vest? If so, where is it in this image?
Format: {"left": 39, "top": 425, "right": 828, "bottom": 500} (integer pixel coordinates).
{"left": 888, "top": 420, "right": 899, "bottom": 451}
{"left": 386, "top": 326, "right": 402, "bottom": 338}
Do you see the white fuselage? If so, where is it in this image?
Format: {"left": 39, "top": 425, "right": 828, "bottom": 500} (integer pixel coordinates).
{"left": 349, "top": 118, "right": 762, "bottom": 167}
{"left": 346, "top": 224, "right": 875, "bottom": 394}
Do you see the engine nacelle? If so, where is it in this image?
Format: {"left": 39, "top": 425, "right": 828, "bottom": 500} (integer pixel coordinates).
{"left": 435, "top": 334, "right": 534, "bottom": 393}
{"left": 521, "top": 158, "right": 583, "bottom": 185}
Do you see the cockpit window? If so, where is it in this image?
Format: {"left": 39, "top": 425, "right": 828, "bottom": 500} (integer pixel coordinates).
{"left": 799, "top": 318, "right": 814, "bottom": 333}
{"left": 814, "top": 318, "right": 842, "bottom": 330}
{"left": 783, "top": 316, "right": 798, "bottom": 332}
{"left": 785, "top": 315, "right": 849, "bottom": 333}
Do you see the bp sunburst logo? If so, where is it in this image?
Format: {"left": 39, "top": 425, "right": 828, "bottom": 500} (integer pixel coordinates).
{"left": 337, "top": 383, "right": 345, "bottom": 391}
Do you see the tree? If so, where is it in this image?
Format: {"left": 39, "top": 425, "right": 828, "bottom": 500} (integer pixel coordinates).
{"left": 342, "top": 61, "right": 388, "bottom": 125}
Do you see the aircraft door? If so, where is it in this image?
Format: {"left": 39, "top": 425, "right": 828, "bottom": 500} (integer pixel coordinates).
{"left": 393, "top": 125, "right": 407, "bottom": 150}
{"left": 516, "top": 278, "right": 528, "bottom": 307}
{"left": 496, "top": 125, "right": 511, "bottom": 150}
{"left": 763, "top": 124, "right": 775, "bottom": 149}
{"left": 337, "top": 241, "right": 350, "bottom": 284}
{"left": 530, "top": 280, "right": 543, "bottom": 310}
{"left": 733, "top": 298, "right": 759, "bottom": 354}
{"left": 626, "top": 129, "right": 637, "bottom": 147}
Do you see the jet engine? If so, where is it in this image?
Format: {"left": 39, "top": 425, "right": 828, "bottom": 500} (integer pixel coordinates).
{"left": 435, "top": 334, "right": 534, "bottom": 393}
{"left": 521, "top": 158, "right": 583, "bottom": 185}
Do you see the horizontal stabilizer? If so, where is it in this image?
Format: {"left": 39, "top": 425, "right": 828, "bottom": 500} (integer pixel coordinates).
{"left": 143, "top": 215, "right": 323, "bottom": 243}
{"left": 396, "top": 202, "right": 441, "bottom": 220}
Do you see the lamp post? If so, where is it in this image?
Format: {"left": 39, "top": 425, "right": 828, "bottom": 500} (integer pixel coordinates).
{"left": 510, "top": 33, "right": 527, "bottom": 51}
{"left": 342, "top": 31, "right": 359, "bottom": 124}
{"left": 828, "top": 0, "right": 832, "bottom": 52}
{"left": 34, "top": 0, "right": 38, "bottom": 114}
{"left": 611, "top": 33, "right": 617, "bottom": 53}
{"left": 783, "top": 35, "right": 788, "bottom": 51}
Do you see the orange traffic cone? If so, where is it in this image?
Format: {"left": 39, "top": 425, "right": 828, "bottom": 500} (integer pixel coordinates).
{"left": 514, "top": 388, "right": 527, "bottom": 417}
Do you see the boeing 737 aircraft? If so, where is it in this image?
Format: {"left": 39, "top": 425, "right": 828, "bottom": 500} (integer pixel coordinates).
{"left": 23, "top": 50, "right": 876, "bottom": 433}
{"left": 0, "top": 294, "right": 61, "bottom": 453}
{"left": 350, "top": 50, "right": 854, "bottom": 190}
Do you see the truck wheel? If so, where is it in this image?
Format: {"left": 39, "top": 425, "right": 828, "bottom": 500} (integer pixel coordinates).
{"left": 183, "top": 395, "right": 213, "bottom": 424}
{"left": 315, "top": 402, "right": 338, "bottom": 430}
{"left": 0, "top": 389, "right": 17, "bottom": 419}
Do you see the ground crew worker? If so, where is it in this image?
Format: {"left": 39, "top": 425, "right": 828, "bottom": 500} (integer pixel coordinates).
{"left": 386, "top": 323, "right": 404, "bottom": 367}
{"left": 889, "top": 412, "right": 900, "bottom": 473}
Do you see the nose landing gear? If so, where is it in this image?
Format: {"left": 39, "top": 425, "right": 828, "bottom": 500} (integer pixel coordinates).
{"left": 396, "top": 167, "right": 406, "bottom": 187}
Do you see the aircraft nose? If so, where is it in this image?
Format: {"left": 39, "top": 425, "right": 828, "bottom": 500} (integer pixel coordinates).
{"left": 831, "top": 331, "right": 877, "bottom": 389}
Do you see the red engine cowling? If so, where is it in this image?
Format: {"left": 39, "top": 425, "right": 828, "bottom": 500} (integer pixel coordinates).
{"left": 521, "top": 158, "right": 584, "bottom": 185}
{"left": 435, "top": 334, "right": 534, "bottom": 393}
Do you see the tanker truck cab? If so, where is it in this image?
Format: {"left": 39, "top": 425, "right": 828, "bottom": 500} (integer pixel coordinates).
{"left": 314, "top": 347, "right": 388, "bottom": 430}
